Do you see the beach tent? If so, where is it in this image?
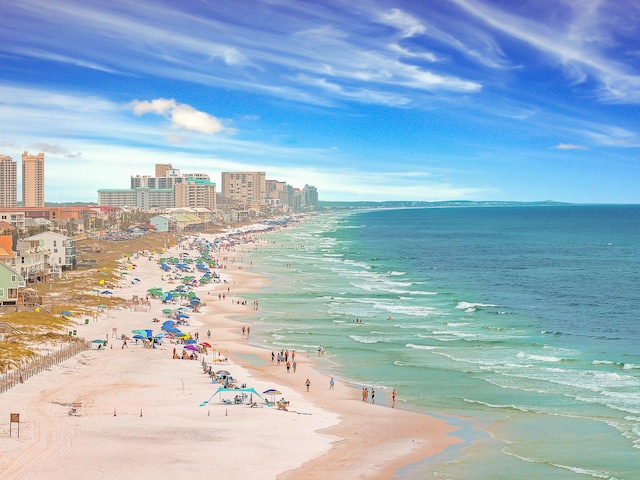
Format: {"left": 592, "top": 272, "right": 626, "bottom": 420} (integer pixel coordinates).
{"left": 199, "top": 387, "right": 265, "bottom": 406}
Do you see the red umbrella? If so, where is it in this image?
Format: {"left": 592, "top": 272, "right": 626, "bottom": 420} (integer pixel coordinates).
{"left": 200, "top": 342, "right": 212, "bottom": 348}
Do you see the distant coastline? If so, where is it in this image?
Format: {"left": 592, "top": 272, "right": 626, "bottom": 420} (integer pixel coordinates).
{"left": 318, "top": 199, "right": 573, "bottom": 210}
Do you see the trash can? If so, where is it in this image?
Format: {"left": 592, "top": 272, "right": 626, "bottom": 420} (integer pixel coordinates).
{"left": 85, "top": 319, "right": 89, "bottom": 324}
{"left": 73, "top": 330, "right": 77, "bottom": 336}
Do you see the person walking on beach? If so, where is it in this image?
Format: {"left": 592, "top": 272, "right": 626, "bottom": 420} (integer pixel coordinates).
{"left": 371, "top": 389, "right": 375, "bottom": 404}
{"left": 247, "top": 327, "right": 250, "bottom": 338}
{"left": 292, "top": 360, "right": 297, "bottom": 373}
{"left": 305, "top": 378, "right": 311, "bottom": 392}
{"left": 329, "top": 377, "right": 335, "bottom": 389}
{"left": 271, "top": 351, "right": 275, "bottom": 362}
{"left": 392, "top": 389, "right": 397, "bottom": 404}
{"left": 207, "top": 329, "right": 211, "bottom": 339}
{"left": 286, "top": 361, "right": 291, "bottom": 373}
{"left": 242, "top": 326, "right": 245, "bottom": 336}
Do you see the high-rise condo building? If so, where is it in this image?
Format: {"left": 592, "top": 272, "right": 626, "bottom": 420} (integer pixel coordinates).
{"left": 22, "top": 151, "right": 45, "bottom": 207}
{"left": 174, "top": 178, "right": 216, "bottom": 210}
{"left": 0, "top": 155, "right": 17, "bottom": 207}
{"left": 155, "top": 163, "right": 173, "bottom": 177}
{"left": 220, "top": 171, "right": 266, "bottom": 206}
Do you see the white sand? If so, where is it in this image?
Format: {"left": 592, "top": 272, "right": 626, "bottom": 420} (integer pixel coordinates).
{"left": 0, "top": 236, "right": 461, "bottom": 479}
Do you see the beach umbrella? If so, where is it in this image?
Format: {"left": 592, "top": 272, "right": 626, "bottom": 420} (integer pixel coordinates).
{"left": 92, "top": 339, "right": 106, "bottom": 343}
{"left": 176, "top": 313, "right": 189, "bottom": 319}
{"left": 134, "top": 277, "right": 141, "bottom": 282}
{"left": 100, "top": 290, "right": 113, "bottom": 295}
{"left": 263, "top": 388, "right": 282, "bottom": 403}
{"left": 200, "top": 342, "right": 212, "bottom": 348}
{"left": 184, "top": 339, "right": 197, "bottom": 344}
{"left": 61, "top": 310, "right": 71, "bottom": 316}
{"left": 162, "top": 308, "right": 172, "bottom": 315}
{"left": 216, "top": 370, "right": 231, "bottom": 376}
{"left": 132, "top": 334, "right": 145, "bottom": 340}
{"left": 184, "top": 344, "right": 198, "bottom": 351}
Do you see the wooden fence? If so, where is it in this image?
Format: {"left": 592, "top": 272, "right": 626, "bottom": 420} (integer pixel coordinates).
{"left": 0, "top": 340, "right": 90, "bottom": 394}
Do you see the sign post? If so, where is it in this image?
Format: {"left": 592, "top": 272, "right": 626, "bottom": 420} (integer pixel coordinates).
{"left": 9, "top": 413, "right": 19, "bottom": 437}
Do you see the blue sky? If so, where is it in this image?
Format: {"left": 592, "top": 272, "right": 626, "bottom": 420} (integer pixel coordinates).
{"left": 1, "top": 0, "right": 639, "bottom": 203}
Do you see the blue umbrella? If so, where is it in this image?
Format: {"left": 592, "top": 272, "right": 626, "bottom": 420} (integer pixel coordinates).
{"left": 61, "top": 310, "right": 71, "bottom": 316}
{"left": 100, "top": 290, "right": 113, "bottom": 295}
{"left": 184, "top": 339, "right": 197, "bottom": 344}
{"left": 133, "top": 334, "right": 145, "bottom": 339}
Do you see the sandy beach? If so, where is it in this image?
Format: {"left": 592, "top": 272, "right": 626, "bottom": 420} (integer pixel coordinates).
{"left": 0, "top": 233, "right": 462, "bottom": 479}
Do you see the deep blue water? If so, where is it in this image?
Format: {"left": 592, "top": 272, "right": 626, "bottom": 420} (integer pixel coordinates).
{"left": 245, "top": 205, "right": 640, "bottom": 479}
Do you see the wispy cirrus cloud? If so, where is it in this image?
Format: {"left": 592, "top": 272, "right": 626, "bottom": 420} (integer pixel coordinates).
{"left": 4, "top": 0, "right": 482, "bottom": 108}
{"left": 26, "top": 142, "right": 82, "bottom": 157}
{"left": 449, "top": 0, "right": 640, "bottom": 103}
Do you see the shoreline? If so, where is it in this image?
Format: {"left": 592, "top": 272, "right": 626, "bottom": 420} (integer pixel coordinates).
{"left": 0, "top": 232, "right": 465, "bottom": 479}
{"left": 194, "top": 234, "right": 466, "bottom": 479}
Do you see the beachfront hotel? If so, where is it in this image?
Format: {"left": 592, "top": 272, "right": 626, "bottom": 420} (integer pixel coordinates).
{"left": 99, "top": 163, "right": 216, "bottom": 210}
{"left": 220, "top": 171, "right": 266, "bottom": 207}
{"left": 0, "top": 155, "right": 18, "bottom": 207}
{"left": 22, "top": 151, "right": 45, "bottom": 208}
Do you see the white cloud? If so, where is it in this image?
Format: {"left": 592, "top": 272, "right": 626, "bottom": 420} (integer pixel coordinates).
{"left": 130, "top": 98, "right": 177, "bottom": 115}
{"left": 129, "top": 98, "right": 226, "bottom": 135}
{"left": 554, "top": 143, "right": 587, "bottom": 150}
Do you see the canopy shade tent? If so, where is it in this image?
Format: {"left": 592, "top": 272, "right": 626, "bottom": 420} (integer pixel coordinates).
{"left": 199, "top": 387, "right": 265, "bottom": 406}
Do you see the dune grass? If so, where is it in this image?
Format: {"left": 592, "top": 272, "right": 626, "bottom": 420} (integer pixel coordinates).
{"left": 0, "top": 232, "right": 178, "bottom": 372}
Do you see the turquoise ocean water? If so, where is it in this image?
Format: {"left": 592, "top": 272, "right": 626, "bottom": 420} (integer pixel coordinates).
{"left": 242, "top": 205, "right": 640, "bottom": 480}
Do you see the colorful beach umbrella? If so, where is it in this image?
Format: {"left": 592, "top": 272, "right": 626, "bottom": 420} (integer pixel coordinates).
{"left": 263, "top": 389, "right": 282, "bottom": 403}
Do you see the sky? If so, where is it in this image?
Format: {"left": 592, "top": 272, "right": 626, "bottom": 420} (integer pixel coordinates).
{"left": 1, "top": 0, "right": 639, "bottom": 204}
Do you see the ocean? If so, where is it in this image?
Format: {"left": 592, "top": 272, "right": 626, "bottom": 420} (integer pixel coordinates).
{"left": 242, "top": 205, "right": 640, "bottom": 480}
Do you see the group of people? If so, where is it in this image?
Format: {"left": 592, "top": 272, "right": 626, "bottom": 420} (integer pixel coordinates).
{"left": 271, "top": 349, "right": 297, "bottom": 373}
{"left": 360, "top": 387, "right": 397, "bottom": 405}
{"left": 361, "top": 387, "right": 375, "bottom": 403}
{"left": 172, "top": 346, "right": 198, "bottom": 360}
{"left": 241, "top": 326, "right": 251, "bottom": 338}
